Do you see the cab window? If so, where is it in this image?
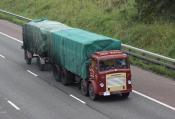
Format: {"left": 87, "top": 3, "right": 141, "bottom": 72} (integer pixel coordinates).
{"left": 99, "top": 58, "right": 128, "bottom": 71}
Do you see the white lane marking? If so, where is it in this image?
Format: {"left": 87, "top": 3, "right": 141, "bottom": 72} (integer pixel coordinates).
{"left": 0, "top": 32, "right": 23, "bottom": 44}
{"left": 133, "top": 90, "right": 175, "bottom": 111}
{"left": 7, "top": 100, "right": 20, "bottom": 110}
{"left": 0, "top": 54, "right": 5, "bottom": 59}
{"left": 27, "top": 70, "right": 38, "bottom": 77}
{"left": 70, "top": 94, "right": 86, "bottom": 104}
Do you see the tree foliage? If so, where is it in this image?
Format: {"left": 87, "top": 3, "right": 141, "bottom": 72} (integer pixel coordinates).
{"left": 135, "top": 0, "right": 175, "bottom": 21}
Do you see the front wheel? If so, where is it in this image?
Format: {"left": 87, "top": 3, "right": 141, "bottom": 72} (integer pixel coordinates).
{"left": 88, "top": 83, "right": 97, "bottom": 100}
{"left": 121, "top": 92, "right": 130, "bottom": 98}
{"left": 81, "top": 80, "right": 88, "bottom": 96}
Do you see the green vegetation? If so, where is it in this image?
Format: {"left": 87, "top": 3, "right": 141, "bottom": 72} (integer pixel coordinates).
{"left": 135, "top": 0, "right": 175, "bottom": 21}
{"left": 0, "top": 0, "right": 174, "bottom": 78}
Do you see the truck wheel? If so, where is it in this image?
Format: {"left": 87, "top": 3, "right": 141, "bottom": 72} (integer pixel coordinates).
{"left": 121, "top": 92, "right": 130, "bottom": 98}
{"left": 37, "top": 57, "right": 45, "bottom": 71}
{"left": 61, "top": 69, "right": 70, "bottom": 85}
{"left": 81, "top": 80, "right": 88, "bottom": 96}
{"left": 61, "top": 69, "right": 74, "bottom": 85}
{"left": 52, "top": 65, "right": 61, "bottom": 82}
{"left": 67, "top": 72, "right": 74, "bottom": 84}
{"left": 24, "top": 50, "right": 32, "bottom": 65}
{"left": 88, "top": 83, "right": 97, "bottom": 100}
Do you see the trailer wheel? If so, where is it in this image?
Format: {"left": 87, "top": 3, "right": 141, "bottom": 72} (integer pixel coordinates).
{"left": 24, "top": 50, "right": 32, "bottom": 65}
{"left": 52, "top": 65, "right": 61, "bottom": 82}
{"left": 37, "top": 57, "right": 45, "bottom": 71}
{"left": 81, "top": 80, "right": 88, "bottom": 96}
{"left": 121, "top": 92, "right": 130, "bottom": 98}
{"left": 88, "top": 83, "right": 97, "bottom": 100}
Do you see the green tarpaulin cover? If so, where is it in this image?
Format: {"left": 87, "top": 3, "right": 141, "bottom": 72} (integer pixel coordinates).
{"left": 23, "top": 19, "right": 121, "bottom": 79}
{"left": 23, "top": 19, "right": 71, "bottom": 56}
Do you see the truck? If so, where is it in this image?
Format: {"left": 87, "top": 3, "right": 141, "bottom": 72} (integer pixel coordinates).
{"left": 22, "top": 19, "right": 132, "bottom": 100}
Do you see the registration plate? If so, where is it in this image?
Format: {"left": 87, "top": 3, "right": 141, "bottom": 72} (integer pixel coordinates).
{"left": 103, "top": 91, "right": 110, "bottom": 96}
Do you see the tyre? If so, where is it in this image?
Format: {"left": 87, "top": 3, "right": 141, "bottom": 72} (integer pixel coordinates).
{"left": 24, "top": 50, "right": 32, "bottom": 65}
{"left": 61, "top": 69, "right": 74, "bottom": 85}
{"left": 52, "top": 65, "right": 61, "bottom": 82}
{"left": 37, "top": 57, "right": 45, "bottom": 71}
{"left": 121, "top": 92, "right": 130, "bottom": 98}
{"left": 81, "top": 80, "right": 88, "bottom": 96}
{"left": 88, "top": 83, "right": 97, "bottom": 100}
{"left": 61, "top": 68, "right": 69, "bottom": 85}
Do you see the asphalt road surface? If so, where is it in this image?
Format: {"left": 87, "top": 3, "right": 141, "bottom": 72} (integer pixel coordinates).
{"left": 0, "top": 19, "right": 175, "bottom": 119}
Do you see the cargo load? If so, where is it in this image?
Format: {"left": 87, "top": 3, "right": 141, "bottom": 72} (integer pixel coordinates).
{"left": 48, "top": 28, "right": 121, "bottom": 79}
{"left": 23, "top": 19, "right": 71, "bottom": 57}
{"left": 23, "top": 19, "right": 121, "bottom": 79}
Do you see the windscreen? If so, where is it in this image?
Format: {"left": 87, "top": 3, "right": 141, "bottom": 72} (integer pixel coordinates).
{"left": 99, "top": 58, "right": 128, "bottom": 72}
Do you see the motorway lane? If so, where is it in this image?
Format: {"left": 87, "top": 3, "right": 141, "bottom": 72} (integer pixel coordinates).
{"left": 0, "top": 26, "right": 175, "bottom": 119}
{"left": 1, "top": 19, "right": 175, "bottom": 108}
{"left": 132, "top": 67, "right": 175, "bottom": 107}
{"left": 0, "top": 93, "right": 28, "bottom": 119}
{"left": 0, "top": 20, "right": 22, "bottom": 40}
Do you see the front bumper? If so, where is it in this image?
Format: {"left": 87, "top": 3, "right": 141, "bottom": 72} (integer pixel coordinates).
{"left": 98, "top": 89, "right": 132, "bottom": 96}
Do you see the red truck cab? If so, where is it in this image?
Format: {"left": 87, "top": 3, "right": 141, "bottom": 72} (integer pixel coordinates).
{"left": 83, "top": 50, "right": 132, "bottom": 100}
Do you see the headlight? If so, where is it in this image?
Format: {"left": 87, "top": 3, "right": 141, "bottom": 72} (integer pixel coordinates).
{"left": 128, "top": 80, "right": 132, "bottom": 84}
{"left": 99, "top": 82, "right": 104, "bottom": 87}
